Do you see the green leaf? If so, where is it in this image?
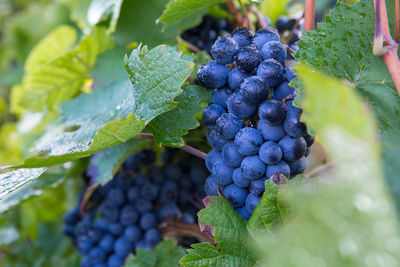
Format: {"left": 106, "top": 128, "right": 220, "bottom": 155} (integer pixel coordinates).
{"left": 88, "top": 138, "right": 152, "bottom": 186}
{"left": 296, "top": 0, "right": 400, "bottom": 210}
{"left": 124, "top": 240, "right": 186, "bottom": 267}
{"left": 11, "top": 26, "right": 113, "bottom": 114}
{"left": 180, "top": 196, "right": 256, "bottom": 267}
{"left": 248, "top": 175, "right": 309, "bottom": 234}
{"left": 125, "top": 44, "right": 194, "bottom": 121}
{"left": 0, "top": 168, "right": 47, "bottom": 200}
{"left": 157, "top": 0, "right": 226, "bottom": 29}
{"left": 9, "top": 45, "right": 193, "bottom": 168}
{"left": 260, "top": 0, "right": 290, "bottom": 23}
{"left": 87, "top": 0, "right": 124, "bottom": 32}
{"left": 255, "top": 65, "right": 400, "bottom": 267}
{"left": 147, "top": 85, "right": 203, "bottom": 147}
{"left": 0, "top": 226, "right": 19, "bottom": 245}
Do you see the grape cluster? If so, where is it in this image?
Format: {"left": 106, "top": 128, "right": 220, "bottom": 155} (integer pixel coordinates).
{"left": 198, "top": 27, "right": 314, "bottom": 220}
{"left": 181, "top": 15, "right": 234, "bottom": 54}
{"left": 64, "top": 150, "right": 207, "bottom": 267}
{"left": 275, "top": 16, "right": 303, "bottom": 52}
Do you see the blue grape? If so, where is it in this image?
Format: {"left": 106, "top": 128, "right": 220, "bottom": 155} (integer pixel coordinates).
{"left": 241, "top": 156, "right": 266, "bottom": 180}
{"left": 105, "top": 188, "right": 125, "bottom": 207}
{"left": 278, "top": 135, "right": 307, "bottom": 162}
{"left": 223, "top": 184, "right": 248, "bottom": 208}
{"left": 259, "top": 141, "right": 282, "bottom": 165}
{"left": 156, "top": 203, "right": 180, "bottom": 221}
{"left": 304, "top": 134, "right": 315, "bottom": 147}
{"left": 245, "top": 193, "right": 261, "bottom": 214}
{"left": 228, "top": 67, "right": 249, "bottom": 90}
{"left": 100, "top": 204, "right": 119, "bottom": 222}
{"left": 257, "top": 120, "right": 285, "bottom": 141}
{"left": 134, "top": 199, "right": 153, "bottom": 214}
{"left": 77, "top": 236, "right": 93, "bottom": 254}
{"left": 127, "top": 186, "right": 139, "bottom": 202}
{"left": 239, "top": 76, "right": 269, "bottom": 104}
{"left": 140, "top": 213, "right": 157, "bottom": 230}
{"left": 202, "top": 104, "right": 226, "bottom": 127}
{"left": 305, "top": 147, "right": 312, "bottom": 157}
{"left": 211, "top": 36, "right": 239, "bottom": 64}
{"left": 249, "top": 177, "right": 267, "bottom": 196}
{"left": 108, "top": 222, "right": 123, "bottom": 236}
{"left": 272, "top": 81, "right": 295, "bottom": 100}
{"left": 88, "top": 247, "right": 106, "bottom": 263}
{"left": 197, "top": 61, "right": 229, "bottom": 88}
{"left": 80, "top": 257, "right": 93, "bottom": 267}
{"left": 107, "top": 254, "right": 125, "bottom": 267}
{"left": 288, "top": 156, "right": 307, "bottom": 177}
{"left": 285, "top": 68, "right": 296, "bottom": 81}
{"left": 87, "top": 227, "right": 103, "bottom": 243}
{"left": 266, "top": 160, "right": 290, "bottom": 178}
{"left": 114, "top": 173, "right": 133, "bottom": 188}
{"left": 99, "top": 235, "right": 115, "bottom": 253}
{"left": 120, "top": 205, "right": 139, "bottom": 225}
{"left": 212, "top": 87, "right": 231, "bottom": 108}
{"left": 232, "top": 27, "right": 254, "bottom": 48}
{"left": 234, "top": 44, "right": 262, "bottom": 73}
{"left": 283, "top": 109, "right": 307, "bottom": 138}
{"left": 133, "top": 174, "right": 147, "bottom": 186}
{"left": 275, "top": 16, "right": 289, "bottom": 32}
{"left": 114, "top": 237, "right": 133, "bottom": 257}
{"left": 135, "top": 241, "right": 153, "bottom": 250}
{"left": 257, "top": 59, "right": 284, "bottom": 87}
{"left": 164, "top": 164, "right": 182, "bottom": 180}
{"left": 216, "top": 113, "right": 242, "bottom": 140}
{"left": 212, "top": 160, "right": 234, "bottom": 186}
{"left": 204, "top": 175, "right": 219, "bottom": 196}
{"left": 93, "top": 263, "right": 107, "bottom": 267}
{"left": 234, "top": 127, "right": 263, "bottom": 155}
{"left": 144, "top": 228, "right": 161, "bottom": 246}
{"left": 206, "top": 149, "right": 222, "bottom": 172}
{"left": 236, "top": 207, "right": 251, "bottom": 220}
{"left": 253, "top": 27, "right": 280, "bottom": 49}
{"left": 160, "top": 181, "right": 178, "bottom": 202}
{"left": 124, "top": 154, "right": 142, "bottom": 172}
{"left": 206, "top": 128, "right": 228, "bottom": 151}
{"left": 140, "top": 182, "right": 159, "bottom": 201}
{"left": 261, "top": 41, "right": 287, "bottom": 63}
{"left": 258, "top": 99, "right": 286, "bottom": 125}
{"left": 232, "top": 168, "right": 250, "bottom": 187}
{"left": 290, "top": 30, "right": 301, "bottom": 43}
{"left": 227, "top": 93, "right": 257, "bottom": 119}
{"left": 182, "top": 212, "right": 195, "bottom": 224}
{"left": 222, "top": 142, "right": 245, "bottom": 168}
{"left": 64, "top": 207, "right": 81, "bottom": 224}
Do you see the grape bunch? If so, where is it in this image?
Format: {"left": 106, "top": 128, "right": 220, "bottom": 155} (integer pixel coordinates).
{"left": 198, "top": 27, "right": 314, "bottom": 220}
{"left": 181, "top": 15, "right": 234, "bottom": 54}
{"left": 63, "top": 150, "right": 207, "bottom": 267}
{"left": 275, "top": 16, "right": 303, "bottom": 52}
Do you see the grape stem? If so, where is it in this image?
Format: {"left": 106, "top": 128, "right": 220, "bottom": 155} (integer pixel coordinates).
{"left": 238, "top": 0, "right": 254, "bottom": 31}
{"left": 225, "top": 2, "right": 243, "bottom": 27}
{"left": 284, "top": 13, "right": 305, "bottom": 45}
{"left": 135, "top": 133, "right": 207, "bottom": 160}
{"left": 159, "top": 217, "right": 215, "bottom": 243}
{"left": 304, "top": 0, "right": 315, "bottom": 31}
{"left": 396, "top": 0, "right": 399, "bottom": 42}
{"left": 373, "top": 0, "right": 400, "bottom": 94}
{"left": 250, "top": 6, "right": 268, "bottom": 29}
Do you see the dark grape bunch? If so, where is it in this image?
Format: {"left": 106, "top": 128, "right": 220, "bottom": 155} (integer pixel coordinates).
{"left": 63, "top": 150, "right": 207, "bottom": 267}
{"left": 181, "top": 15, "right": 234, "bottom": 54}
{"left": 275, "top": 16, "right": 303, "bottom": 52}
{"left": 198, "top": 27, "right": 314, "bottom": 220}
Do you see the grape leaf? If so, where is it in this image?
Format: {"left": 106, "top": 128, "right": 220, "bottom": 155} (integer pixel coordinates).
{"left": 247, "top": 175, "right": 309, "bottom": 234}
{"left": 87, "top": 0, "right": 123, "bottom": 32}
{"left": 179, "top": 196, "right": 256, "bottom": 267}
{"left": 147, "top": 85, "right": 203, "bottom": 147}
{"left": 124, "top": 240, "right": 186, "bottom": 267}
{"left": 8, "top": 46, "right": 193, "bottom": 169}
{"left": 296, "top": 0, "right": 400, "bottom": 210}
{"left": 125, "top": 44, "right": 194, "bottom": 121}
{"left": 87, "top": 138, "right": 152, "bottom": 186}
{"left": 0, "top": 168, "right": 47, "bottom": 200}
{"left": 157, "top": 0, "right": 227, "bottom": 29}
{"left": 11, "top": 26, "right": 113, "bottom": 114}
{"left": 255, "top": 65, "right": 400, "bottom": 267}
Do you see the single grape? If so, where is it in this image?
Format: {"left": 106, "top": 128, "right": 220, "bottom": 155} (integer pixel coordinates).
{"left": 257, "top": 120, "right": 286, "bottom": 141}
{"left": 140, "top": 213, "right": 158, "bottom": 230}
{"left": 222, "top": 141, "right": 245, "bottom": 168}
{"left": 275, "top": 16, "right": 289, "bottom": 32}
{"left": 228, "top": 67, "right": 249, "bottom": 91}
{"left": 206, "top": 149, "right": 222, "bottom": 172}
{"left": 278, "top": 135, "right": 307, "bottom": 162}
{"left": 140, "top": 182, "right": 159, "bottom": 201}
{"left": 206, "top": 128, "right": 228, "bottom": 151}
{"left": 234, "top": 127, "right": 263, "bottom": 156}
{"left": 105, "top": 188, "right": 125, "bottom": 207}
{"left": 245, "top": 193, "right": 261, "bottom": 214}
{"left": 223, "top": 184, "right": 248, "bottom": 208}
{"left": 232, "top": 168, "right": 250, "bottom": 187}
{"left": 127, "top": 186, "right": 139, "bottom": 203}
{"left": 120, "top": 205, "right": 139, "bottom": 225}
{"left": 272, "top": 81, "right": 295, "bottom": 100}
{"left": 253, "top": 27, "right": 280, "bottom": 49}
{"left": 234, "top": 44, "right": 262, "bottom": 73}
{"left": 216, "top": 113, "right": 242, "bottom": 140}
{"left": 259, "top": 141, "right": 283, "bottom": 165}
{"left": 239, "top": 76, "right": 269, "bottom": 104}
{"left": 144, "top": 228, "right": 161, "bottom": 246}
{"left": 258, "top": 99, "right": 286, "bottom": 125}
{"left": 285, "top": 68, "right": 296, "bottom": 81}
{"left": 249, "top": 177, "right": 267, "bottom": 196}
{"left": 257, "top": 59, "right": 284, "bottom": 87}
{"left": 134, "top": 199, "right": 153, "bottom": 214}
{"left": 108, "top": 222, "right": 123, "bottom": 236}
{"left": 212, "top": 87, "right": 231, "bottom": 108}
{"left": 211, "top": 36, "right": 239, "bottom": 64}
{"left": 197, "top": 61, "right": 229, "bottom": 88}
{"left": 227, "top": 93, "right": 257, "bottom": 119}
{"left": 304, "top": 134, "right": 315, "bottom": 147}
{"left": 241, "top": 155, "right": 266, "bottom": 180}
{"left": 212, "top": 160, "right": 234, "bottom": 186}
{"left": 88, "top": 247, "right": 106, "bottom": 263}
{"left": 283, "top": 109, "right": 307, "bottom": 138}
{"left": 288, "top": 156, "right": 307, "bottom": 177}
{"left": 107, "top": 254, "right": 125, "bottom": 267}
{"left": 236, "top": 207, "right": 251, "bottom": 220}
{"left": 232, "top": 27, "right": 254, "bottom": 48}
{"left": 266, "top": 160, "right": 290, "bottom": 178}
{"left": 261, "top": 41, "right": 287, "bottom": 63}
{"left": 114, "top": 237, "right": 133, "bottom": 257}
{"left": 202, "top": 104, "right": 226, "bottom": 127}
{"left": 98, "top": 235, "right": 115, "bottom": 253}
{"left": 204, "top": 175, "right": 219, "bottom": 196}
